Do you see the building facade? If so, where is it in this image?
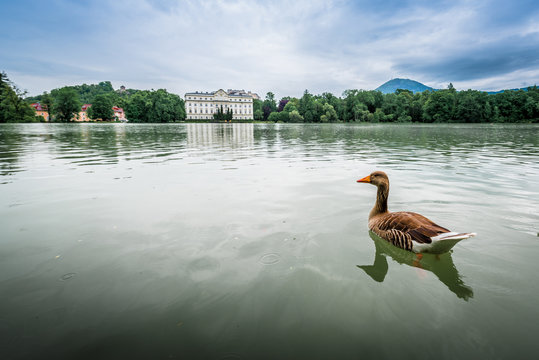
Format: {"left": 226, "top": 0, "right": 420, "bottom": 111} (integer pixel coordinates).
{"left": 72, "top": 104, "right": 127, "bottom": 122}
{"left": 30, "top": 103, "right": 49, "bottom": 121}
{"left": 113, "top": 106, "right": 127, "bottom": 122}
{"left": 184, "top": 89, "right": 256, "bottom": 120}
{"left": 73, "top": 104, "right": 92, "bottom": 122}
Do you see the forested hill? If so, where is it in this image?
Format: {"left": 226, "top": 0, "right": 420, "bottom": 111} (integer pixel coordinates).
{"left": 25, "top": 81, "right": 139, "bottom": 105}
{"left": 18, "top": 78, "right": 185, "bottom": 123}
{"left": 376, "top": 78, "right": 434, "bottom": 94}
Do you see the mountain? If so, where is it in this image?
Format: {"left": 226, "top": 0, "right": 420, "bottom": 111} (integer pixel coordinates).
{"left": 486, "top": 87, "right": 532, "bottom": 94}
{"left": 376, "top": 78, "right": 434, "bottom": 94}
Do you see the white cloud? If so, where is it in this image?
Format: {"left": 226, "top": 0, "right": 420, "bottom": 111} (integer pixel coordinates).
{"left": 3, "top": 0, "right": 539, "bottom": 98}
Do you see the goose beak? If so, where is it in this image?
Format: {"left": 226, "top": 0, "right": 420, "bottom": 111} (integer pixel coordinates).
{"left": 357, "top": 175, "right": 371, "bottom": 183}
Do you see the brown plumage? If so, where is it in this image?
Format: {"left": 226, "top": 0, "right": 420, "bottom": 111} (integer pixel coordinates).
{"left": 357, "top": 171, "right": 475, "bottom": 253}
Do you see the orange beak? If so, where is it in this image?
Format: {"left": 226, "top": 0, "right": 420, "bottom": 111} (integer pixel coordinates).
{"left": 357, "top": 175, "right": 371, "bottom": 183}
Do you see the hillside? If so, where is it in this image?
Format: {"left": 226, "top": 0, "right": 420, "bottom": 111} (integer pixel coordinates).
{"left": 25, "top": 81, "right": 139, "bottom": 104}
{"left": 376, "top": 78, "right": 434, "bottom": 94}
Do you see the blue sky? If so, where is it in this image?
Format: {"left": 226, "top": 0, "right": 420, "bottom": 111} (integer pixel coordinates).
{"left": 1, "top": 0, "right": 539, "bottom": 98}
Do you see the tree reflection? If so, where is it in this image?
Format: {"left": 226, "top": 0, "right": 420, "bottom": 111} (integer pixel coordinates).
{"left": 357, "top": 232, "right": 473, "bottom": 300}
{"left": 0, "top": 125, "right": 25, "bottom": 176}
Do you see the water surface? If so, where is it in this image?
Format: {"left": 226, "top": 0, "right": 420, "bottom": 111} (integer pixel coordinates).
{"left": 1, "top": 123, "right": 538, "bottom": 359}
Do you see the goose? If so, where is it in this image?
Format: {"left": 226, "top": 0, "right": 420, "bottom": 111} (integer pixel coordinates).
{"left": 357, "top": 171, "right": 475, "bottom": 254}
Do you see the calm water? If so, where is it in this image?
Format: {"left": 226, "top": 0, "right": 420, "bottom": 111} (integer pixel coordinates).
{"left": 1, "top": 123, "right": 538, "bottom": 359}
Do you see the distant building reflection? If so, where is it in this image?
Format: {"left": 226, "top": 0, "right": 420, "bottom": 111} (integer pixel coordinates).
{"left": 357, "top": 232, "right": 474, "bottom": 301}
{"left": 186, "top": 123, "right": 254, "bottom": 148}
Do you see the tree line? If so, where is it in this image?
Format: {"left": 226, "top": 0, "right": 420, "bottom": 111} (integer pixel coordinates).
{"left": 253, "top": 83, "right": 539, "bottom": 123}
{"left": 1, "top": 71, "right": 538, "bottom": 123}
{"left": 2, "top": 74, "right": 186, "bottom": 123}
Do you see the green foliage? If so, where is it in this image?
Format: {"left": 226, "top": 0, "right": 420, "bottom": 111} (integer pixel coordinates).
{"left": 213, "top": 105, "right": 233, "bottom": 121}
{"left": 36, "top": 81, "right": 124, "bottom": 105}
{"left": 259, "top": 84, "right": 539, "bottom": 124}
{"left": 283, "top": 102, "right": 297, "bottom": 113}
{"left": 254, "top": 108, "right": 263, "bottom": 121}
{"left": 0, "top": 72, "right": 36, "bottom": 123}
{"left": 267, "top": 111, "right": 282, "bottom": 122}
{"left": 126, "top": 89, "right": 185, "bottom": 123}
{"left": 423, "top": 89, "right": 456, "bottom": 123}
{"left": 262, "top": 92, "right": 277, "bottom": 120}
{"left": 53, "top": 87, "right": 81, "bottom": 122}
{"left": 288, "top": 110, "right": 304, "bottom": 123}
{"left": 26, "top": 81, "right": 140, "bottom": 122}
{"left": 299, "top": 90, "right": 315, "bottom": 122}
{"left": 253, "top": 99, "right": 263, "bottom": 120}
{"left": 320, "top": 103, "right": 338, "bottom": 122}
{"left": 88, "top": 94, "right": 114, "bottom": 121}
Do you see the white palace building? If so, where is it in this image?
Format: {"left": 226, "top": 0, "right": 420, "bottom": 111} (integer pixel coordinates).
{"left": 184, "top": 89, "right": 258, "bottom": 120}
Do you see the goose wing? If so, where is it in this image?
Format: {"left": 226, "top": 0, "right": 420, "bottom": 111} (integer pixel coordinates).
{"left": 370, "top": 211, "right": 450, "bottom": 246}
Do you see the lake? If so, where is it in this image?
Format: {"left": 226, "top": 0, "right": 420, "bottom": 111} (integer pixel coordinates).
{"left": 1, "top": 123, "right": 538, "bottom": 359}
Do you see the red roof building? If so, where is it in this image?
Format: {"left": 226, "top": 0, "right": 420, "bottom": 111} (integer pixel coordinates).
{"left": 112, "top": 106, "right": 127, "bottom": 122}
{"left": 30, "top": 103, "right": 49, "bottom": 121}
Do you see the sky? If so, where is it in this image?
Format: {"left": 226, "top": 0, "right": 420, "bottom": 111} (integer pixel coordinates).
{"left": 2, "top": 0, "right": 539, "bottom": 99}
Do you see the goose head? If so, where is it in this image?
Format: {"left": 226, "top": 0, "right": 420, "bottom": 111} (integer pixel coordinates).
{"left": 357, "top": 171, "right": 389, "bottom": 187}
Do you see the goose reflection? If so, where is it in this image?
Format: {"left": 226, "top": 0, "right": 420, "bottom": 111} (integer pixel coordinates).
{"left": 358, "top": 232, "right": 473, "bottom": 300}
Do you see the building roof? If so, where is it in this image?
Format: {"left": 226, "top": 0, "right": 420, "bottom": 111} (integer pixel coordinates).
{"left": 31, "top": 103, "right": 47, "bottom": 111}
{"left": 81, "top": 104, "right": 92, "bottom": 111}
{"left": 185, "top": 89, "right": 255, "bottom": 99}
{"left": 112, "top": 106, "right": 124, "bottom": 112}
{"left": 185, "top": 91, "right": 216, "bottom": 96}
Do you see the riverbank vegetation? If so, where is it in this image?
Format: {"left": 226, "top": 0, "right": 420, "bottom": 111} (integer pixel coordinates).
{"left": 0, "top": 72, "right": 36, "bottom": 123}
{"left": 23, "top": 79, "right": 185, "bottom": 123}
{"left": 259, "top": 83, "right": 539, "bottom": 123}
{"left": 1, "top": 71, "right": 538, "bottom": 123}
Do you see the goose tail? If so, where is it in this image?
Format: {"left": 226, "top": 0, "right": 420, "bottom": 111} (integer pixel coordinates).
{"left": 413, "top": 232, "right": 476, "bottom": 254}
{"left": 431, "top": 232, "right": 476, "bottom": 241}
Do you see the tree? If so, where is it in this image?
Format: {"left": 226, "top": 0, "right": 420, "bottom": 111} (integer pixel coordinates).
{"left": 423, "top": 89, "right": 456, "bottom": 123}
{"left": 41, "top": 92, "right": 53, "bottom": 121}
{"left": 88, "top": 94, "right": 113, "bottom": 121}
{"left": 262, "top": 92, "right": 277, "bottom": 120}
{"left": 253, "top": 99, "right": 263, "bottom": 120}
{"left": 267, "top": 111, "right": 282, "bottom": 122}
{"left": 409, "top": 92, "right": 427, "bottom": 122}
{"left": 299, "top": 90, "right": 315, "bottom": 122}
{"left": 277, "top": 98, "right": 289, "bottom": 112}
{"left": 147, "top": 89, "right": 185, "bottom": 122}
{"left": 254, "top": 108, "right": 263, "bottom": 121}
{"left": 454, "top": 90, "right": 487, "bottom": 123}
{"left": 289, "top": 110, "right": 304, "bottom": 122}
{"left": 320, "top": 103, "right": 338, "bottom": 122}
{"left": 126, "top": 92, "right": 151, "bottom": 122}
{"left": 283, "top": 102, "right": 298, "bottom": 113}
{"left": 126, "top": 89, "right": 185, "bottom": 123}
{"left": 0, "top": 72, "right": 35, "bottom": 123}
{"left": 53, "top": 87, "right": 81, "bottom": 122}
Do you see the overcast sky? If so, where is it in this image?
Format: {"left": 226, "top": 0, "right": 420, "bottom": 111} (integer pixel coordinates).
{"left": 2, "top": 0, "right": 539, "bottom": 99}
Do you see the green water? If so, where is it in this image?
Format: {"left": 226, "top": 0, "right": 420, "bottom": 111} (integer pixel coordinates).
{"left": 1, "top": 123, "right": 538, "bottom": 359}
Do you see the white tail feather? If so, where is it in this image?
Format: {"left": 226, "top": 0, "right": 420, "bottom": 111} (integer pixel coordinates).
{"left": 413, "top": 232, "right": 476, "bottom": 253}
{"left": 431, "top": 232, "right": 476, "bottom": 241}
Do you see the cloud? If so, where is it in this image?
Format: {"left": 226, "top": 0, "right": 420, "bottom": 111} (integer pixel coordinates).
{"left": 1, "top": 0, "right": 539, "bottom": 97}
